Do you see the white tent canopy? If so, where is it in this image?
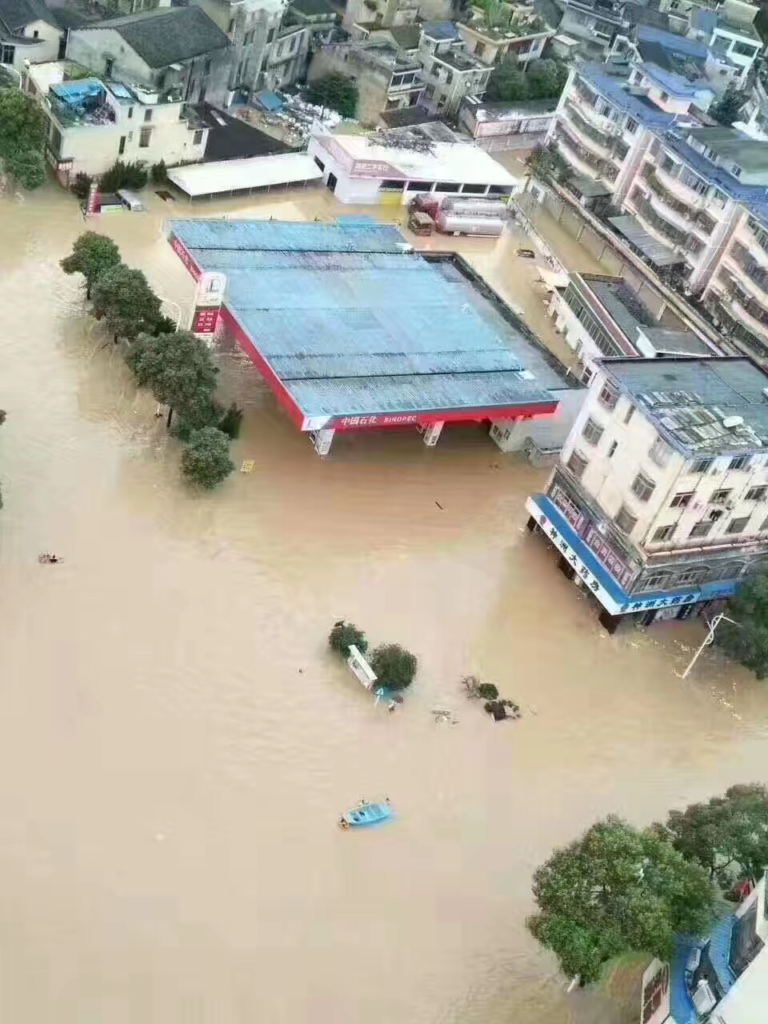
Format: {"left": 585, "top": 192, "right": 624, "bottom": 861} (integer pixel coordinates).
{"left": 167, "top": 153, "right": 323, "bottom": 198}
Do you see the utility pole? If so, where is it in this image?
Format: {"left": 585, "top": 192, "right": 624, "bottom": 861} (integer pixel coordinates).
{"left": 678, "top": 612, "right": 738, "bottom": 679}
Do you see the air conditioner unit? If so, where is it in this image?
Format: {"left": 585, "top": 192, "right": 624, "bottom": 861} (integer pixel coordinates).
{"left": 692, "top": 980, "right": 716, "bottom": 1015}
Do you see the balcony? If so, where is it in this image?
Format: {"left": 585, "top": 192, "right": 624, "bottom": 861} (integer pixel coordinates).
{"left": 744, "top": 215, "right": 768, "bottom": 262}
{"left": 628, "top": 191, "right": 703, "bottom": 261}
{"left": 705, "top": 290, "right": 768, "bottom": 359}
{"left": 569, "top": 84, "right": 618, "bottom": 135}
{"left": 652, "top": 160, "right": 709, "bottom": 209}
{"left": 556, "top": 126, "right": 607, "bottom": 180}
{"left": 717, "top": 273, "right": 768, "bottom": 339}
{"left": 727, "top": 243, "right": 768, "bottom": 300}
{"left": 562, "top": 102, "right": 612, "bottom": 159}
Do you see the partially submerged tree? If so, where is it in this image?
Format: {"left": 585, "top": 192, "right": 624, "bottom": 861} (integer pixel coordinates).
{"left": 329, "top": 621, "right": 368, "bottom": 655}
{"left": 369, "top": 643, "right": 418, "bottom": 691}
{"left": 305, "top": 73, "right": 358, "bottom": 118}
{"left": 127, "top": 330, "right": 218, "bottom": 428}
{"left": 181, "top": 427, "right": 234, "bottom": 489}
{"left": 0, "top": 87, "right": 47, "bottom": 189}
{"left": 61, "top": 232, "right": 122, "bottom": 299}
{"left": 92, "top": 265, "right": 163, "bottom": 342}
{"left": 527, "top": 816, "right": 716, "bottom": 983}
{"left": 526, "top": 143, "right": 572, "bottom": 185}
{"left": 658, "top": 784, "right": 768, "bottom": 885}
{"left": 717, "top": 571, "right": 768, "bottom": 678}
{"left": 709, "top": 86, "right": 747, "bottom": 127}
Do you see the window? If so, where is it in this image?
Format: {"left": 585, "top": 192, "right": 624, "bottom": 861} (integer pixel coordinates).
{"left": 711, "top": 489, "right": 732, "bottom": 504}
{"left": 670, "top": 492, "right": 693, "bottom": 508}
{"left": 314, "top": 156, "right": 325, "bottom": 171}
{"left": 660, "top": 91, "right": 669, "bottom": 102}
{"left": 653, "top": 524, "right": 676, "bottom": 542}
{"left": 625, "top": 117, "right": 637, "bottom": 134}
{"left": 32, "top": 29, "right": 39, "bottom": 39}
{"left": 615, "top": 504, "right": 638, "bottom": 535}
{"left": 733, "top": 41, "right": 760, "bottom": 58}
{"left": 144, "top": 108, "right": 152, "bottom": 123}
{"left": 729, "top": 455, "right": 751, "bottom": 470}
{"left": 227, "top": 17, "right": 235, "bottom": 33}
{"left": 747, "top": 486, "right": 768, "bottom": 501}
{"left": 689, "top": 521, "right": 713, "bottom": 539}
{"left": 461, "top": 183, "right": 487, "bottom": 194}
{"left": 608, "top": 440, "right": 618, "bottom": 458}
{"left": 649, "top": 436, "right": 672, "bottom": 468}
{"left": 726, "top": 517, "right": 750, "bottom": 535}
{"left": 193, "top": 129, "right": 203, "bottom": 145}
{"left": 128, "top": 106, "right": 134, "bottom": 119}
{"left": 581, "top": 417, "right": 604, "bottom": 446}
{"left": 632, "top": 472, "right": 656, "bottom": 502}
{"left": 598, "top": 381, "right": 619, "bottom": 410}
{"left": 436, "top": 182, "right": 461, "bottom": 192}
{"left": 380, "top": 180, "right": 404, "bottom": 192}
{"left": 104, "top": 56, "right": 114, "bottom": 78}
{"left": 678, "top": 568, "right": 707, "bottom": 586}
{"left": 624, "top": 403, "right": 635, "bottom": 424}
{"left": 691, "top": 456, "right": 713, "bottom": 473}
{"left": 567, "top": 449, "right": 588, "bottom": 479}
{"left": 118, "top": 135, "right": 126, "bottom": 156}
{"left": 643, "top": 570, "right": 671, "bottom": 589}
{"left": 139, "top": 127, "right": 152, "bottom": 148}
{"left": 475, "top": 42, "right": 485, "bottom": 58}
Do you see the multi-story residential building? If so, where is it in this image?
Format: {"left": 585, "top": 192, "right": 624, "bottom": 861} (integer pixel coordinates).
{"left": 262, "top": 21, "right": 309, "bottom": 90}
{"left": 549, "top": 0, "right": 629, "bottom": 59}
{"left": 642, "top": 870, "right": 768, "bottom": 1024}
{"left": 687, "top": 0, "right": 762, "bottom": 87}
{"left": 307, "top": 40, "right": 423, "bottom": 125}
{"left": 459, "top": 95, "right": 557, "bottom": 153}
{"left": 0, "top": 0, "right": 64, "bottom": 68}
{"left": 342, "top": 0, "right": 419, "bottom": 33}
{"left": 549, "top": 272, "right": 720, "bottom": 381}
{"left": 527, "top": 356, "right": 768, "bottom": 630}
{"left": 457, "top": 11, "right": 552, "bottom": 68}
{"left": 25, "top": 60, "right": 209, "bottom": 181}
{"left": 65, "top": 7, "right": 232, "bottom": 108}
{"left": 417, "top": 21, "right": 491, "bottom": 117}
{"left": 285, "top": 0, "right": 338, "bottom": 81}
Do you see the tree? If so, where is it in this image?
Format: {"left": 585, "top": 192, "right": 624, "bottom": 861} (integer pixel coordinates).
{"left": 709, "top": 86, "right": 747, "bottom": 127}
{"left": 329, "top": 621, "right": 368, "bottom": 655}
{"left": 0, "top": 87, "right": 47, "bottom": 189}
{"left": 527, "top": 816, "right": 716, "bottom": 983}
{"left": 305, "top": 74, "right": 358, "bottom": 118}
{"left": 717, "top": 571, "right": 768, "bottom": 678}
{"left": 526, "top": 60, "right": 569, "bottom": 101}
{"left": 485, "top": 61, "right": 529, "bottom": 103}
{"left": 659, "top": 785, "right": 768, "bottom": 885}
{"left": 486, "top": 57, "right": 568, "bottom": 104}
{"left": 91, "top": 265, "right": 163, "bottom": 342}
{"left": 100, "top": 160, "right": 148, "bottom": 192}
{"left": 61, "top": 232, "right": 122, "bottom": 300}
{"left": 369, "top": 643, "right": 418, "bottom": 691}
{"left": 526, "top": 143, "right": 572, "bottom": 185}
{"left": 180, "top": 427, "right": 234, "bottom": 489}
{"left": 127, "top": 330, "right": 218, "bottom": 428}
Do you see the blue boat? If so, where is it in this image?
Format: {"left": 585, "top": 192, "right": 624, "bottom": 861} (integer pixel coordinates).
{"left": 339, "top": 800, "right": 392, "bottom": 829}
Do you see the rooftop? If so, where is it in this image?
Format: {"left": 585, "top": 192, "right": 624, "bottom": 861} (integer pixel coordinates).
{"left": 636, "top": 24, "right": 708, "bottom": 61}
{"left": 0, "top": 0, "right": 57, "bottom": 33}
{"left": 168, "top": 218, "right": 563, "bottom": 421}
{"left": 422, "top": 20, "right": 461, "bottom": 42}
{"left": 388, "top": 24, "right": 421, "bottom": 50}
{"left": 685, "top": 126, "right": 768, "bottom": 174}
{"left": 641, "top": 63, "right": 713, "bottom": 100}
{"left": 194, "top": 104, "right": 291, "bottom": 162}
{"left": 604, "top": 357, "right": 768, "bottom": 456}
{"left": 288, "top": 0, "right": 337, "bottom": 17}
{"left": 579, "top": 63, "right": 675, "bottom": 128}
{"left": 75, "top": 8, "right": 230, "bottom": 69}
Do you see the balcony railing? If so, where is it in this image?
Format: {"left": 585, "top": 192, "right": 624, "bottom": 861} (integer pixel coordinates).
{"left": 557, "top": 123, "right": 606, "bottom": 175}
{"left": 652, "top": 160, "right": 710, "bottom": 209}
{"left": 746, "top": 215, "right": 768, "bottom": 260}
{"left": 569, "top": 83, "right": 618, "bottom": 134}
{"left": 563, "top": 101, "right": 609, "bottom": 153}
{"left": 730, "top": 242, "right": 768, "bottom": 297}
{"left": 705, "top": 291, "right": 768, "bottom": 358}
{"left": 629, "top": 190, "right": 703, "bottom": 254}
{"left": 719, "top": 271, "right": 768, "bottom": 330}
{"left": 641, "top": 166, "right": 717, "bottom": 236}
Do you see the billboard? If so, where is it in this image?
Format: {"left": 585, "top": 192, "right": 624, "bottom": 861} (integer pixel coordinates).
{"left": 640, "top": 958, "right": 671, "bottom": 1024}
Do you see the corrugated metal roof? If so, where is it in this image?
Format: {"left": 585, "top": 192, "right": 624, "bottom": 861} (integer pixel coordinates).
{"left": 170, "top": 218, "right": 560, "bottom": 417}
{"left": 608, "top": 214, "right": 682, "bottom": 267}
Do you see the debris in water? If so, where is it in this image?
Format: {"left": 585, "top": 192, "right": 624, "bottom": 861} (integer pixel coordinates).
{"left": 435, "top": 501, "right": 444, "bottom": 510}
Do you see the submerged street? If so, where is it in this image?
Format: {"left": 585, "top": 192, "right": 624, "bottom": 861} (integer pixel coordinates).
{"left": 1, "top": 182, "right": 768, "bottom": 1023}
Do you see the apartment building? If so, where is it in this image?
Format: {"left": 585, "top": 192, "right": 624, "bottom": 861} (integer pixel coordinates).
{"left": 308, "top": 40, "right": 423, "bottom": 125}
{"left": 417, "top": 21, "right": 491, "bottom": 117}
{"left": 687, "top": 0, "right": 762, "bottom": 86}
{"left": 551, "top": 0, "right": 629, "bottom": 59}
{"left": 0, "top": 0, "right": 64, "bottom": 68}
{"left": 25, "top": 60, "right": 209, "bottom": 181}
{"left": 527, "top": 357, "right": 768, "bottom": 630}
{"left": 549, "top": 272, "right": 720, "bottom": 380}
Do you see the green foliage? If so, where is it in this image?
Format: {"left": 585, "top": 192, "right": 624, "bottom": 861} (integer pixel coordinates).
{"left": 527, "top": 816, "right": 716, "bottom": 983}
{"left": 658, "top": 784, "right": 768, "bottom": 885}
{"left": 526, "top": 142, "right": 572, "bottom": 184}
{"left": 476, "top": 682, "right": 499, "bottom": 700}
{"left": 717, "top": 571, "right": 768, "bottom": 678}
{"left": 6, "top": 149, "right": 46, "bottom": 189}
{"left": 329, "top": 621, "right": 368, "bottom": 655}
{"left": 151, "top": 160, "right": 168, "bottom": 184}
{"left": 217, "top": 401, "right": 243, "bottom": 440}
{"left": 305, "top": 73, "right": 358, "bottom": 118}
{"left": 486, "top": 58, "right": 568, "bottom": 104}
{"left": 709, "top": 86, "right": 747, "bottom": 127}
{"left": 369, "top": 643, "right": 418, "bottom": 691}
{"left": 0, "top": 87, "right": 47, "bottom": 190}
{"left": 71, "top": 171, "right": 93, "bottom": 200}
{"left": 180, "top": 427, "right": 234, "bottom": 489}
{"left": 127, "top": 330, "right": 218, "bottom": 423}
{"left": 91, "top": 265, "right": 163, "bottom": 341}
{"left": 100, "top": 160, "right": 148, "bottom": 192}
{"left": 61, "top": 232, "right": 122, "bottom": 299}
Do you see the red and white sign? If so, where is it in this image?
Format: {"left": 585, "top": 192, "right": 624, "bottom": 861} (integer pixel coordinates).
{"left": 86, "top": 181, "right": 100, "bottom": 216}
{"left": 194, "top": 271, "right": 226, "bottom": 308}
{"left": 192, "top": 306, "right": 220, "bottom": 335}
{"left": 584, "top": 525, "right": 634, "bottom": 589}
{"left": 170, "top": 235, "right": 202, "bottom": 281}
{"left": 640, "top": 959, "right": 671, "bottom": 1024}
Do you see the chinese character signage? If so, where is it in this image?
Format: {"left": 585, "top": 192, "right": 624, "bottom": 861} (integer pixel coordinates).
{"left": 640, "top": 959, "right": 670, "bottom": 1024}
{"left": 170, "top": 236, "right": 201, "bottom": 281}
{"left": 192, "top": 307, "right": 219, "bottom": 335}
{"left": 584, "top": 526, "right": 634, "bottom": 589}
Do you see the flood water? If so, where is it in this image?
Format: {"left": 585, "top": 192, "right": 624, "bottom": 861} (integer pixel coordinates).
{"left": 1, "top": 182, "right": 768, "bottom": 1024}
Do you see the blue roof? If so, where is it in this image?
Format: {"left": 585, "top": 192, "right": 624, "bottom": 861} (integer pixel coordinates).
{"left": 580, "top": 64, "right": 675, "bottom": 127}
{"left": 658, "top": 130, "right": 768, "bottom": 202}
{"left": 636, "top": 25, "right": 708, "bottom": 60}
{"left": 708, "top": 913, "right": 737, "bottom": 994}
{"left": 50, "top": 78, "right": 104, "bottom": 105}
{"left": 253, "top": 90, "right": 284, "bottom": 112}
{"left": 670, "top": 935, "right": 700, "bottom": 1024}
{"left": 169, "top": 218, "right": 561, "bottom": 419}
{"left": 422, "top": 19, "right": 460, "bottom": 41}
{"left": 691, "top": 7, "right": 717, "bottom": 34}
{"left": 642, "top": 63, "right": 712, "bottom": 99}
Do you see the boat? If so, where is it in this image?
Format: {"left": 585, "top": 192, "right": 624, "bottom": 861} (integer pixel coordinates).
{"left": 338, "top": 800, "right": 392, "bottom": 829}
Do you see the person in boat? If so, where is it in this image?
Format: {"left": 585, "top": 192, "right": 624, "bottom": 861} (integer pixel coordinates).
{"left": 39, "top": 553, "right": 62, "bottom": 564}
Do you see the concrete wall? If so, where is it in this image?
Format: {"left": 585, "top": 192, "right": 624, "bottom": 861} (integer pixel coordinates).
{"left": 308, "top": 46, "right": 389, "bottom": 126}
{"left": 491, "top": 386, "right": 586, "bottom": 453}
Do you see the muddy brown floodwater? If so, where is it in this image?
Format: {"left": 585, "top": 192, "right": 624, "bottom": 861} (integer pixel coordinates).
{"left": 1, "top": 182, "right": 768, "bottom": 1024}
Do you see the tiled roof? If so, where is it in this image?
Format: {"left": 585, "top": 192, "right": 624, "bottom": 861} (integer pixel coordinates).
{"left": 78, "top": 8, "right": 230, "bottom": 69}
{"left": 0, "top": 0, "right": 57, "bottom": 33}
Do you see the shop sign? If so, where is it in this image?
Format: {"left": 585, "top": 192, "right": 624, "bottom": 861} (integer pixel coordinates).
{"left": 192, "top": 306, "right": 219, "bottom": 335}
{"left": 584, "top": 526, "right": 635, "bottom": 589}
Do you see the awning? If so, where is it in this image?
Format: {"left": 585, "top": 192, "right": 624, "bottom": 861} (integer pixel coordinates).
{"left": 608, "top": 214, "right": 683, "bottom": 267}
{"left": 167, "top": 153, "right": 322, "bottom": 198}
{"left": 569, "top": 175, "right": 612, "bottom": 199}
{"left": 253, "top": 90, "right": 284, "bottom": 112}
